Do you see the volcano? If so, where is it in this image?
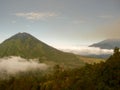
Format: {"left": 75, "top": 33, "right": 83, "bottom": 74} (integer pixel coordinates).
{"left": 0, "top": 32, "right": 82, "bottom": 66}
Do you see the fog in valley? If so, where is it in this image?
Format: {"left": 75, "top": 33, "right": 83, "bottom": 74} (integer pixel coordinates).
{"left": 0, "top": 56, "right": 48, "bottom": 79}
{"left": 59, "top": 46, "right": 113, "bottom": 55}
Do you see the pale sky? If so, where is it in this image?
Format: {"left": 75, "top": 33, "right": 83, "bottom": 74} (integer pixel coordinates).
{"left": 0, "top": 0, "right": 120, "bottom": 48}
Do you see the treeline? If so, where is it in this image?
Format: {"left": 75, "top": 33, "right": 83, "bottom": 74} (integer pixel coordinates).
{"left": 0, "top": 48, "right": 120, "bottom": 90}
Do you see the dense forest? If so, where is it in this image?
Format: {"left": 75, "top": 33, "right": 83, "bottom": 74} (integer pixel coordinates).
{"left": 0, "top": 47, "right": 120, "bottom": 90}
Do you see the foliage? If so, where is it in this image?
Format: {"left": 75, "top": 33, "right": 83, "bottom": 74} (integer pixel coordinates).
{"left": 40, "top": 47, "right": 120, "bottom": 90}
{"left": 0, "top": 36, "right": 120, "bottom": 90}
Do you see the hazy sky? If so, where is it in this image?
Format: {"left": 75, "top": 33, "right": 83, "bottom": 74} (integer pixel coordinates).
{"left": 0, "top": 0, "right": 120, "bottom": 48}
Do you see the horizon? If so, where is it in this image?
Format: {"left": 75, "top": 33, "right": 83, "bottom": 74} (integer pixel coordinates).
{"left": 0, "top": 32, "right": 113, "bottom": 56}
{"left": 0, "top": 0, "right": 120, "bottom": 48}
{"left": 0, "top": 32, "right": 94, "bottom": 49}
{"left": 0, "top": 32, "right": 119, "bottom": 51}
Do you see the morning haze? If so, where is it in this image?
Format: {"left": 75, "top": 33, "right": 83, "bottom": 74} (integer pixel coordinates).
{"left": 0, "top": 0, "right": 120, "bottom": 90}
{"left": 0, "top": 0, "right": 120, "bottom": 47}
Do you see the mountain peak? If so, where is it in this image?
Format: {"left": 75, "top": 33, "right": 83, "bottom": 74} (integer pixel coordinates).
{"left": 0, "top": 32, "right": 80, "bottom": 66}
{"left": 17, "top": 32, "right": 30, "bottom": 35}
{"left": 12, "top": 32, "right": 33, "bottom": 38}
{"left": 90, "top": 38, "right": 120, "bottom": 49}
{"left": 3, "top": 32, "right": 39, "bottom": 43}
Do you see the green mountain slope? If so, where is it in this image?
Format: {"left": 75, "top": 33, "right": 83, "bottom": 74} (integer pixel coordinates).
{"left": 0, "top": 32, "right": 83, "bottom": 67}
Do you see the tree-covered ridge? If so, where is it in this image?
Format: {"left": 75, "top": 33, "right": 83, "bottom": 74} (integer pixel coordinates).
{"left": 38, "top": 47, "right": 120, "bottom": 90}
{"left": 0, "top": 47, "right": 119, "bottom": 90}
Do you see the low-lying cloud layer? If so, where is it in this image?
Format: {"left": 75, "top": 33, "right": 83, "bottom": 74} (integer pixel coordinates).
{"left": 59, "top": 46, "right": 113, "bottom": 55}
{"left": 0, "top": 56, "right": 48, "bottom": 75}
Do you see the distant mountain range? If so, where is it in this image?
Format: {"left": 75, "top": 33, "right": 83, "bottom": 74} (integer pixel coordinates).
{"left": 89, "top": 39, "right": 120, "bottom": 49}
{"left": 0, "top": 32, "right": 85, "bottom": 67}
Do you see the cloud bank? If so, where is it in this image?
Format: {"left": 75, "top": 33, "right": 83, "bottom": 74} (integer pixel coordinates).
{"left": 59, "top": 46, "right": 113, "bottom": 55}
{"left": 0, "top": 56, "right": 48, "bottom": 75}
{"left": 15, "top": 12, "right": 57, "bottom": 20}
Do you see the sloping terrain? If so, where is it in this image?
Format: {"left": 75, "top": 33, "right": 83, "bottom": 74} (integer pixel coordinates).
{"left": 90, "top": 39, "right": 120, "bottom": 49}
{"left": 0, "top": 32, "right": 83, "bottom": 67}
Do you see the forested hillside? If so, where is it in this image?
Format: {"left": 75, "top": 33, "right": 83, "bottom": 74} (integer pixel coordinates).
{"left": 0, "top": 47, "right": 119, "bottom": 90}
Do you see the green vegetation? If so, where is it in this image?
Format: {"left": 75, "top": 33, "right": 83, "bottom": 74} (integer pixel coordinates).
{"left": 0, "top": 33, "right": 83, "bottom": 67}
{"left": 77, "top": 55, "right": 104, "bottom": 64}
{"left": 0, "top": 47, "right": 119, "bottom": 90}
{"left": 40, "top": 47, "right": 120, "bottom": 90}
